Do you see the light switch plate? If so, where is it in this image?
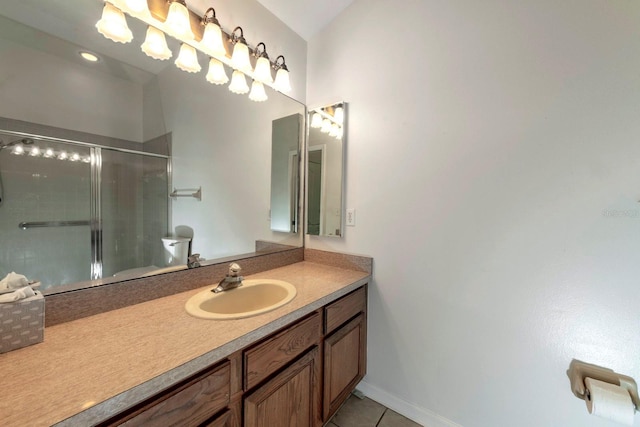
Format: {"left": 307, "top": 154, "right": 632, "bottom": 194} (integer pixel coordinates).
{"left": 346, "top": 208, "right": 355, "bottom": 226}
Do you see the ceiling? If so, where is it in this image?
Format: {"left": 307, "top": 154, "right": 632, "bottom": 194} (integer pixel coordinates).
{"left": 255, "top": 0, "right": 355, "bottom": 40}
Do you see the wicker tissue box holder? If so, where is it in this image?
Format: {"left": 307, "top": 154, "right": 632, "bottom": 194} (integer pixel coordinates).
{"left": 0, "top": 291, "right": 44, "bottom": 354}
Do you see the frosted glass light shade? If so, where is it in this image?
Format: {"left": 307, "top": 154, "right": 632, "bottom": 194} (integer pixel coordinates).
{"left": 228, "top": 70, "right": 249, "bottom": 94}
{"left": 334, "top": 107, "right": 344, "bottom": 124}
{"left": 249, "top": 81, "right": 268, "bottom": 102}
{"left": 231, "top": 42, "right": 252, "bottom": 73}
{"left": 253, "top": 57, "right": 273, "bottom": 84}
{"left": 96, "top": 3, "right": 133, "bottom": 44}
{"left": 165, "top": 1, "right": 194, "bottom": 40}
{"left": 329, "top": 123, "right": 340, "bottom": 137}
{"left": 336, "top": 127, "right": 344, "bottom": 140}
{"left": 175, "top": 43, "right": 201, "bottom": 73}
{"left": 310, "top": 112, "right": 322, "bottom": 128}
{"left": 206, "top": 58, "right": 229, "bottom": 85}
{"left": 201, "top": 22, "right": 226, "bottom": 57}
{"left": 274, "top": 68, "right": 291, "bottom": 93}
{"left": 321, "top": 119, "right": 332, "bottom": 133}
{"left": 125, "top": 0, "right": 149, "bottom": 13}
{"left": 141, "top": 26, "right": 172, "bottom": 60}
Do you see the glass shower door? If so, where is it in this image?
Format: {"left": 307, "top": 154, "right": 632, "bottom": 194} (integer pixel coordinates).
{"left": 0, "top": 134, "right": 92, "bottom": 289}
{"left": 100, "top": 148, "right": 169, "bottom": 278}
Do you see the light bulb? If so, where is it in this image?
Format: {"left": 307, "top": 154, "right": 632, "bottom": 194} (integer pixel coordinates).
{"left": 228, "top": 70, "right": 249, "bottom": 94}
{"left": 201, "top": 21, "right": 226, "bottom": 57}
{"left": 334, "top": 107, "right": 344, "bottom": 124}
{"left": 231, "top": 41, "right": 252, "bottom": 73}
{"left": 125, "top": 0, "right": 149, "bottom": 13}
{"left": 310, "top": 112, "right": 322, "bottom": 128}
{"left": 175, "top": 43, "right": 201, "bottom": 73}
{"left": 165, "top": 0, "right": 194, "bottom": 40}
{"left": 253, "top": 56, "right": 273, "bottom": 84}
{"left": 321, "top": 119, "right": 332, "bottom": 133}
{"left": 95, "top": 3, "right": 133, "bottom": 44}
{"left": 141, "top": 26, "right": 172, "bottom": 60}
{"left": 206, "top": 58, "right": 229, "bottom": 85}
{"left": 58, "top": 151, "right": 68, "bottom": 160}
{"left": 274, "top": 67, "right": 291, "bottom": 93}
{"left": 12, "top": 145, "right": 24, "bottom": 155}
{"left": 249, "top": 80, "right": 268, "bottom": 102}
{"left": 44, "top": 148, "right": 55, "bottom": 158}
{"left": 71, "top": 153, "right": 81, "bottom": 162}
{"left": 29, "top": 146, "right": 41, "bottom": 156}
{"left": 329, "top": 124, "right": 339, "bottom": 137}
{"left": 336, "top": 127, "right": 344, "bottom": 140}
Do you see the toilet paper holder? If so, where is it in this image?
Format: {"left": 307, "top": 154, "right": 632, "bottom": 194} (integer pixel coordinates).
{"left": 567, "top": 359, "right": 639, "bottom": 411}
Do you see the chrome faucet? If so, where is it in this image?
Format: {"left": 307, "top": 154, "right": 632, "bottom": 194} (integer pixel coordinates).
{"left": 187, "top": 253, "right": 202, "bottom": 269}
{"left": 212, "top": 262, "right": 244, "bottom": 293}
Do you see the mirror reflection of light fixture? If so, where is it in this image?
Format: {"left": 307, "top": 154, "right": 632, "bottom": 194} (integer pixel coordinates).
{"left": 175, "top": 43, "right": 201, "bottom": 73}
{"left": 200, "top": 8, "right": 226, "bottom": 57}
{"left": 336, "top": 126, "right": 344, "bottom": 140}
{"left": 253, "top": 43, "right": 273, "bottom": 84}
{"left": 249, "top": 80, "right": 268, "bottom": 102}
{"left": 12, "top": 145, "right": 24, "bottom": 155}
{"left": 230, "top": 27, "right": 252, "bottom": 73}
{"left": 165, "top": 0, "right": 194, "bottom": 40}
{"left": 206, "top": 58, "right": 229, "bottom": 85}
{"left": 329, "top": 123, "right": 340, "bottom": 137}
{"left": 125, "top": 0, "right": 149, "bottom": 14}
{"left": 96, "top": 3, "right": 133, "bottom": 44}
{"left": 310, "top": 112, "right": 322, "bottom": 128}
{"left": 321, "top": 119, "right": 332, "bottom": 133}
{"left": 229, "top": 70, "right": 249, "bottom": 94}
{"left": 334, "top": 106, "right": 344, "bottom": 124}
{"left": 141, "top": 26, "right": 172, "bottom": 60}
{"left": 273, "top": 55, "right": 291, "bottom": 93}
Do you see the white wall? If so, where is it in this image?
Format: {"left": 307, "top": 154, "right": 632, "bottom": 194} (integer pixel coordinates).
{"left": 307, "top": 1, "right": 640, "bottom": 426}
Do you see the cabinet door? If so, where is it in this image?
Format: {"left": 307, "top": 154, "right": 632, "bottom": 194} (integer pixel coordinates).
{"left": 323, "top": 313, "right": 366, "bottom": 421}
{"left": 245, "top": 347, "right": 322, "bottom": 427}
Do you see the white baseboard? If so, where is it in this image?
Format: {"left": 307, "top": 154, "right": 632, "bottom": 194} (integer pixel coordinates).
{"left": 355, "top": 381, "right": 462, "bottom": 427}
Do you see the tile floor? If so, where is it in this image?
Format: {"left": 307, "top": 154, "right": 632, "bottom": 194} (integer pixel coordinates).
{"left": 327, "top": 393, "right": 423, "bottom": 427}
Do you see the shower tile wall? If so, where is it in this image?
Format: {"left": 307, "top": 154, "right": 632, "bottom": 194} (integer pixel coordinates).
{"left": 0, "top": 146, "right": 91, "bottom": 288}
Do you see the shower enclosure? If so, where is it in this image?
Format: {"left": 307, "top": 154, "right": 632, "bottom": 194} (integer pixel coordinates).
{"left": 0, "top": 130, "right": 169, "bottom": 290}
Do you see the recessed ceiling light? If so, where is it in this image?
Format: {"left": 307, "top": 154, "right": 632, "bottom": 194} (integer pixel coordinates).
{"left": 79, "top": 51, "right": 100, "bottom": 62}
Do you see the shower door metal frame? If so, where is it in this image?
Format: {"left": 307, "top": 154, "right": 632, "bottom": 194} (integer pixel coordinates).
{"left": 0, "top": 128, "right": 171, "bottom": 282}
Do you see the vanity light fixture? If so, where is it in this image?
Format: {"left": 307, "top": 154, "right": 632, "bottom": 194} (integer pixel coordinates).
{"left": 230, "top": 27, "right": 253, "bottom": 73}
{"left": 165, "top": 0, "right": 194, "bottom": 40}
{"left": 321, "top": 118, "right": 332, "bottom": 134}
{"left": 12, "top": 145, "right": 24, "bottom": 155}
{"left": 336, "top": 127, "right": 344, "bottom": 140}
{"left": 125, "top": 0, "right": 149, "bottom": 14}
{"left": 141, "top": 26, "right": 172, "bottom": 60}
{"left": 329, "top": 123, "right": 340, "bottom": 137}
{"left": 95, "top": 0, "right": 293, "bottom": 101}
{"left": 229, "top": 70, "right": 250, "bottom": 94}
{"left": 249, "top": 80, "right": 268, "bottom": 102}
{"left": 334, "top": 106, "right": 344, "bottom": 124}
{"left": 175, "top": 43, "right": 201, "bottom": 73}
{"left": 29, "top": 147, "right": 41, "bottom": 157}
{"left": 201, "top": 8, "right": 226, "bottom": 57}
{"left": 310, "top": 112, "right": 323, "bottom": 128}
{"left": 58, "top": 151, "right": 68, "bottom": 160}
{"left": 96, "top": 3, "right": 133, "bottom": 44}
{"left": 273, "top": 55, "right": 291, "bottom": 93}
{"left": 206, "top": 58, "right": 229, "bottom": 85}
{"left": 253, "top": 43, "right": 273, "bottom": 84}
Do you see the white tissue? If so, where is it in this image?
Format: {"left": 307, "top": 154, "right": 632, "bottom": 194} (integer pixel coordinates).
{"left": 0, "top": 286, "right": 36, "bottom": 303}
{"left": 585, "top": 377, "right": 636, "bottom": 426}
{"left": 0, "top": 272, "right": 29, "bottom": 291}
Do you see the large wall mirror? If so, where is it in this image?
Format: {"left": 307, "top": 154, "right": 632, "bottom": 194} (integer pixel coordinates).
{"left": 0, "top": 2, "right": 304, "bottom": 294}
{"left": 307, "top": 102, "right": 345, "bottom": 237}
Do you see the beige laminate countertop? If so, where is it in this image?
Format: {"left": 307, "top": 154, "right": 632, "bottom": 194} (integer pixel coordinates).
{"left": 0, "top": 261, "right": 370, "bottom": 427}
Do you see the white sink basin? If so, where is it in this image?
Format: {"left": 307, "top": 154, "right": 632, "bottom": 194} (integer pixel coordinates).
{"left": 185, "top": 279, "right": 297, "bottom": 320}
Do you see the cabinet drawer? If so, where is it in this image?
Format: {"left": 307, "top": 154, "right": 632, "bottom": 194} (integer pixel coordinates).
{"left": 324, "top": 286, "right": 366, "bottom": 335}
{"left": 119, "top": 361, "right": 230, "bottom": 427}
{"left": 244, "top": 312, "right": 322, "bottom": 390}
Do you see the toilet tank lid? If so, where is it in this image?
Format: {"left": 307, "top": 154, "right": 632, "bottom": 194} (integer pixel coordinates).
{"left": 162, "top": 237, "right": 191, "bottom": 243}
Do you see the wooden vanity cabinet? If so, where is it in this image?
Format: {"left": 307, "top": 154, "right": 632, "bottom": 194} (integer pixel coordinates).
{"left": 101, "top": 284, "right": 367, "bottom": 427}
{"left": 322, "top": 287, "right": 367, "bottom": 421}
